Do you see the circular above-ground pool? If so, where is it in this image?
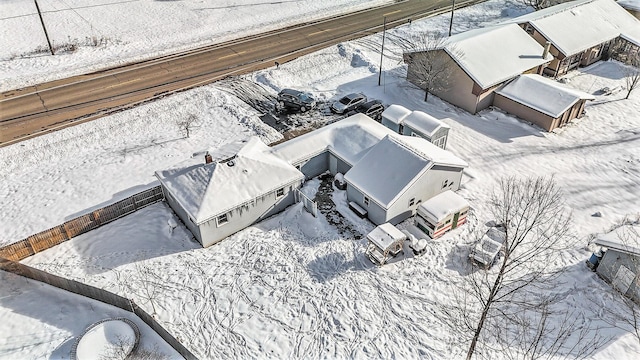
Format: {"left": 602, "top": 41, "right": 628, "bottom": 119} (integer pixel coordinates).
{"left": 71, "top": 318, "right": 140, "bottom": 360}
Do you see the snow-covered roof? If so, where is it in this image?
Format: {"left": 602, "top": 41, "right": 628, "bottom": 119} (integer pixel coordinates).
{"left": 418, "top": 190, "right": 469, "bottom": 223}
{"left": 381, "top": 104, "right": 412, "bottom": 125}
{"left": 402, "top": 111, "right": 450, "bottom": 137}
{"left": 270, "top": 113, "right": 394, "bottom": 166}
{"left": 367, "top": 223, "right": 406, "bottom": 250}
{"left": 156, "top": 137, "right": 303, "bottom": 224}
{"left": 495, "top": 74, "right": 595, "bottom": 118}
{"left": 344, "top": 135, "right": 467, "bottom": 209}
{"left": 594, "top": 225, "right": 640, "bottom": 256}
{"left": 439, "top": 23, "right": 553, "bottom": 89}
{"left": 509, "top": 0, "right": 640, "bottom": 56}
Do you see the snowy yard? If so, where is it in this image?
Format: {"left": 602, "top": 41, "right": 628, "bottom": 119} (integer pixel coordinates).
{"left": 2, "top": 0, "right": 640, "bottom": 358}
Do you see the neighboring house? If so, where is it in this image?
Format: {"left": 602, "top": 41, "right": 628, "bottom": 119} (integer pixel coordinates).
{"left": 404, "top": 23, "right": 552, "bottom": 114}
{"left": 592, "top": 225, "right": 640, "bottom": 304}
{"left": 509, "top": 0, "right": 640, "bottom": 76}
{"left": 380, "top": 105, "right": 451, "bottom": 149}
{"left": 156, "top": 137, "right": 304, "bottom": 247}
{"left": 494, "top": 74, "right": 595, "bottom": 131}
{"left": 271, "top": 113, "right": 468, "bottom": 226}
{"left": 618, "top": 0, "right": 640, "bottom": 19}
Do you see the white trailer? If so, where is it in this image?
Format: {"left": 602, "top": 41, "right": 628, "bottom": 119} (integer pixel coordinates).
{"left": 366, "top": 223, "right": 407, "bottom": 265}
{"left": 415, "top": 190, "right": 469, "bottom": 239}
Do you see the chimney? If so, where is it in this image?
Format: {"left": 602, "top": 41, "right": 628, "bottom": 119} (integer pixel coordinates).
{"left": 542, "top": 41, "right": 551, "bottom": 59}
{"left": 205, "top": 152, "right": 212, "bottom": 164}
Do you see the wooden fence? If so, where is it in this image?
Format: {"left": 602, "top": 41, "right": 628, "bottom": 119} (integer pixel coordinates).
{"left": 0, "top": 257, "right": 198, "bottom": 360}
{"left": 0, "top": 186, "right": 164, "bottom": 261}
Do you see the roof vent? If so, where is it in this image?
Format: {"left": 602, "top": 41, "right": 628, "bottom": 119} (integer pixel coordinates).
{"left": 227, "top": 160, "right": 235, "bottom": 167}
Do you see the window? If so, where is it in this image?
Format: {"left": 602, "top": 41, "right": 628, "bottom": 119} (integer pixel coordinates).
{"left": 276, "top": 188, "right": 284, "bottom": 197}
{"left": 446, "top": 219, "right": 451, "bottom": 224}
{"left": 409, "top": 198, "right": 415, "bottom": 207}
{"left": 437, "top": 224, "right": 444, "bottom": 230}
{"left": 442, "top": 179, "right": 449, "bottom": 188}
{"left": 217, "top": 213, "right": 229, "bottom": 227}
{"left": 364, "top": 196, "right": 370, "bottom": 207}
{"left": 434, "top": 136, "right": 446, "bottom": 149}
{"left": 398, "top": 124, "right": 404, "bottom": 134}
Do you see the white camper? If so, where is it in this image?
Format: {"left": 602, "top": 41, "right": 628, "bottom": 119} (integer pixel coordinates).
{"left": 415, "top": 190, "right": 469, "bottom": 239}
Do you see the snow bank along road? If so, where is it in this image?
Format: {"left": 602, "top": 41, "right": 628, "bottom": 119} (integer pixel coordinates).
{"left": 0, "top": 0, "right": 485, "bottom": 147}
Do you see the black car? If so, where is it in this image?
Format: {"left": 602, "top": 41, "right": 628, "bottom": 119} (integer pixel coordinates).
{"left": 352, "top": 100, "right": 384, "bottom": 121}
{"left": 277, "top": 88, "right": 316, "bottom": 112}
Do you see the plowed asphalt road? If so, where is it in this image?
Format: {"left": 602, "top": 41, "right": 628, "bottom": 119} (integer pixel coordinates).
{"left": 0, "top": 0, "right": 484, "bottom": 146}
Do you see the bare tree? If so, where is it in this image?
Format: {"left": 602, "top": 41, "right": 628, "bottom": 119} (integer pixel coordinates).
{"left": 401, "top": 32, "right": 460, "bottom": 102}
{"left": 519, "top": 0, "right": 570, "bottom": 10}
{"left": 624, "top": 59, "right": 640, "bottom": 100}
{"left": 176, "top": 113, "right": 198, "bottom": 138}
{"left": 437, "top": 177, "right": 596, "bottom": 359}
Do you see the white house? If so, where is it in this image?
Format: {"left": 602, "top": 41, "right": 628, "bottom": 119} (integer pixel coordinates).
{"left": 156, "top": 137, "right": 304, "bottom": 247}
{"left": 271, "top": 113, "right": 468, "bottom": 226}
{"left": 159, "top": 113, "right": 469, "bottom": 247}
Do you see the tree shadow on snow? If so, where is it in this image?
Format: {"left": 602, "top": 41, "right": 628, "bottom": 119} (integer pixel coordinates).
{"left": 306, "top": 251, "right": 373, "bottom": 283}
{"left": 64, "top": 202, "right": 200, "bottom": 275}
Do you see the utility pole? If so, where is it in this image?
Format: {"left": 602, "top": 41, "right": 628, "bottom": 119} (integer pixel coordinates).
{"left": 34, "top": 0, "right": 54, "bottom": 55}
{"left": 378, "top": 16, "right": 386, "bottom": 86}
{"left": 449, "top": 0, "right": 455, "bottom": 37}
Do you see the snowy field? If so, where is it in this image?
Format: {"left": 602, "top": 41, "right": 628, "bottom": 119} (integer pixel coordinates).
{"left": 2, "top": 0, "right": 640, "bottom": 358}
{"left": 0, "top": 0, "right": 389, "bottom": 91}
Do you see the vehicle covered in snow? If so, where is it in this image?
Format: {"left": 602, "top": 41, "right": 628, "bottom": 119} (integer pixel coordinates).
{"left": 415, "top": 190, "right": 469, "bottom": 239}
{"left": 366, "top": 223, "right": 406, "bottom": 265}
{"left": 470, "top": 225, "right": 506, "bottom": 268}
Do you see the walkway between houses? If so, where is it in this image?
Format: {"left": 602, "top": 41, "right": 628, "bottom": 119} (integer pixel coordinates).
{"left": 313, "top": 174, "right": 363, "bottom": 240}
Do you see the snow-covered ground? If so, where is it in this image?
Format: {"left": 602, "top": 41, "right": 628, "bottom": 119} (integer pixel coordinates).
{"left": 2, "top": 0, "right": 640, "bottom": 358}
{"left": 0, "top": 270, "right": 181, "bottom": 359}
{"left": 0, "top": 0, "right": 389, "bottom": 91}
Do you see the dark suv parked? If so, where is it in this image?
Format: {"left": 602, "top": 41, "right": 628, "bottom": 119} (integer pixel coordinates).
{"left": 350, "top": 100, "right": 384, "bottom": 121}
{"left": 277, "top": 88, "right": 316, "bottom": 112}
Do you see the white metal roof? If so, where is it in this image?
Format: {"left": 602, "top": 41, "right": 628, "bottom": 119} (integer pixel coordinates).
{"left": 381, "top": 104, "right": 412, "bottom": 125}
{"left": 495, "top": 74, "right": 595, "bottom": 118}
{"left": 402, "top": 111, "right": 450, "bottom": 137}
{"left": 270, "top": 113, "right": 392, "bottom": 167}
{"left": 344, "top": 135, "right": 432, "bottom": 208}
{"left": 594, "top": 225, "right": 640, "bottom": 256}
{"left": 509, "top": 0, "right": 640, "bottom": 56}
{"left": 344, "top": 135, "right": 467, "bottom": 209}
{"left": 440, "top": 23, "right": 553, "bottom": 89}
{"left": 156, "top": 137, "right": 303, "bottom": 224}
{"left": 367, "top": 223, "right": 406, "bottom": 250}
{"left": 418, "top": 190, "right": 469, "bottom": 223}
